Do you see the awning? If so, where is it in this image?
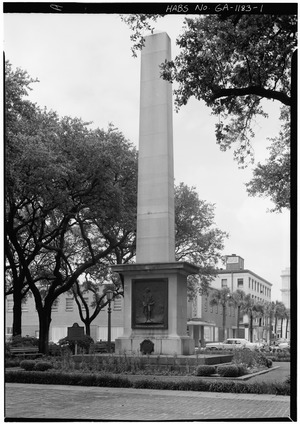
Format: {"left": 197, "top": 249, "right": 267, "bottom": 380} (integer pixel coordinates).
{"left": 187, "top": 320, "right": 216, "bottom": 327}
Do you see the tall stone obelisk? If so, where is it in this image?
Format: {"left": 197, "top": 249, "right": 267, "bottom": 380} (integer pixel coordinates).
{"left": 136, "top": 31, "right": 175, "bottom": 264}
{"left": 112, "top": 32, "right": 198, "bottom": 355}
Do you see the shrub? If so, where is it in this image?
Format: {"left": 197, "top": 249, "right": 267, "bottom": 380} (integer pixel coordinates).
{"left": 58, "top": 335, "right": 94, "bottom": 354}
{"left": 34, "top": 361, "right": 53, "bottom": 372}
{"left": 235, "top": 364, "right": 248, "bottom": 376}
{"left": 48, "top": 343, "right": 61, "bottom": 356}
{"left": 232, "top": 349, "right": 271, "bottom": 369}
{"left": 217, "top": 365, "right": 239, "bottom": 377}
{"left": 5, "top": 358, "right": 21, "bottom": 368}
{"left": 10, "top": 335, "right": 39, "bottom": 347}
{"left": 20, "top": 360, "right": 36, "bottom": 371}
{"left": 195, "top": 365, "right": 216, "bottom": 376}
{"left": 266, "top": 358, "right": 273, "bottom": 368}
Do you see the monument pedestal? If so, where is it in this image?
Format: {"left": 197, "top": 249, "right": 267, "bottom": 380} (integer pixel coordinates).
{"left": 111, "top": 262, "right": 198, "bottom": 355}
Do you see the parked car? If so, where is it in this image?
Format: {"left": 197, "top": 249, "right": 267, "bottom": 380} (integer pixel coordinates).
{"left": 271, "top": 339, "right": 290, "bottom": 352}
{"left": 205, "top": 338, "right": 259, "bottom": 351}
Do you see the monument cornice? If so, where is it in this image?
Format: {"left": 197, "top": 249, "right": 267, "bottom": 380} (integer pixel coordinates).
{"left": 111, "top": 261, "right": 199, "bottom": 276}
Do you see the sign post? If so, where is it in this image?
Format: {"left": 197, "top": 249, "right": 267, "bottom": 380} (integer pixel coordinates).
{"left": 67, "top": 323, "right": 85, "bottom": 355}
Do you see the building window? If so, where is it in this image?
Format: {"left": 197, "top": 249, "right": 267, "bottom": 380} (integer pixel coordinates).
{"left": 249, "top": 277, "right": 251, "bottom": 288}
{"left": 66, "top": 298, "right": 73, "bottom": 312}
{"left": 52, "top": 299, "right": 59, "bottom": 312}
{"left": 22, "top": 300, "right": 28, "bottom": 312}
{"left": 113, "top": 296, "right": 122, "bottom": 311}
{"left": 252, "top": 279, "right": 254, "bottom": 290}
{"left": 221, "top": 279, "right": 227, "bottom": 288}
{"left": 204, "top": 297, "right": 208, "bottom": 312}
{"left": 237, "top": 278, "right": 243, "bottom": 288}
{"left": 7, "top": 299, "right": 13, "bottom": 312}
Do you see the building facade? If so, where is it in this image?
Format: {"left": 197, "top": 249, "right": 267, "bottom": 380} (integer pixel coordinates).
{"left": 5, "top": 291, "right": 125, "bottom": 343}
{"left": 279, "top": 267, "right": 290, "bottom": 340}
{"left": 280, "top": 267, "right": 290, "bottom": 309}
{"left": 187, "top": 254, "right": 273, "bottom": 346}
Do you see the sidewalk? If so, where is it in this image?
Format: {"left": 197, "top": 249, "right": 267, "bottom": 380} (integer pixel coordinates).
{"left": 5, "top": 383, "right": 291, "bottom": 421}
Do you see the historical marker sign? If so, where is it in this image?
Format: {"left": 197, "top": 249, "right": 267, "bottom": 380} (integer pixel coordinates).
{"left": 67, "top": 323, "right": 85, "bottom": 341}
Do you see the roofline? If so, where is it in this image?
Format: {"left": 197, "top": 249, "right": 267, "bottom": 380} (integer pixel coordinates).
{"left": 214, "top": 269, "right": 273, "bottom": 287}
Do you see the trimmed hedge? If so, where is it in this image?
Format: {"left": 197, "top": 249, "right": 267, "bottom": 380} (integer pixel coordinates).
{"left": 5, "top": 370, "right": 132, "bottom": 388}
{"left": 34, "top": 361, "right": 53, "bottom": 372}
{"left": 216, "top": 365, "right": 247, "bottom": 377}
{"left": 5, "top": 358, "right": 21, "bottom": 368}
{"left": 5, "top": 370, "right": 290, "bottom": 395}
{"left": 20, "top": 360, "right": 53, "bottom": 372}
{"left": 195, "top": 365, "right": 216, "bottom": 376}
{"left": 20, "top": 360, "right": 36, "bottom": 371}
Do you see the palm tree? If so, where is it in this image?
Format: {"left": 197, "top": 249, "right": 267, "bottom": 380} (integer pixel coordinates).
{"left": 254, "top": 301, "right": 265, "bottom": 341}
{"left": 209, "top": 287, "right": 231, "bottom": 341}
{"left": 265, "top": 301, "right": 276, "bottom": 345}
{"left": 274, "top": 300, "right": 286, "bottom": 339}
{"left": 232, "top": 289, "right": 246, "bottom": 338}
{"left": 241, "top": 295, "right": 263, "bottom": 342}
{"left": 285, "top": 309, "right": 290, "bottom": 340}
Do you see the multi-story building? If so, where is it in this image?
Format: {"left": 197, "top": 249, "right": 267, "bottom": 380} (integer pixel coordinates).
{"left": 187, "top": 254, "right": 273, "bottom": 346}
{"left": 212, "top": 254, "right": 272, "bottom": 302}
{"left": 280, "top": 267, "right": 290, "bottom": 309}
{"left": 279, "top": 267, "right": 290, "bottom": 340}
{"left": 5, "top": 291, "right": 125, "bottom": 343}
{"left": 187, "top": 288, "right": 238, "bottom": 348}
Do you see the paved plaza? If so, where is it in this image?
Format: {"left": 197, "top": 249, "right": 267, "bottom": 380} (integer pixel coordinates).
{"left": 5, "top": 383, "right": 291, "bottom": 421}
{"left": 5, "top": 362, "right": 294, "bottom": 421}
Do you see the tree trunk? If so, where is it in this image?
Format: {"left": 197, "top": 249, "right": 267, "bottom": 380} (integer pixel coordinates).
{"left": 281, "top": 318, "right": 284, "bottom": 338}
{"left": 12, "top": 284, "right": 22, "bottom": 336}
{"left": 269, "top": 313, "right": 273, "bottom": 345}
{"left": 38, "top": 308, "right": 52, "bottom": 354}
{"left": 285, "top": 318, "right": 289, "bottom": 339}
{"left": 237, "top": 306, "right": 240, "bottom": 336}
{"left": 249, "top": 314, "right": 253, "bottom": 342}
{"left": 222, "top": 305, "right": 226, "bottom": 341}
{"left": 85, "top": 322, "right": 91, "bottom": 337}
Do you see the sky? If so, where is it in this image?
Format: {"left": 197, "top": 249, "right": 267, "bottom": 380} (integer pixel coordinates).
{"left": 4, "top": 11, "right": 291, "bottom": 301}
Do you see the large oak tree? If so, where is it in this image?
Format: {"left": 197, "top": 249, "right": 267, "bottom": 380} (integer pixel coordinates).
{"left": 122, "top": 13, "right": 296, "bottom": 212}
{"left": 5, "top": 61, "right": 138, "bottom": 353}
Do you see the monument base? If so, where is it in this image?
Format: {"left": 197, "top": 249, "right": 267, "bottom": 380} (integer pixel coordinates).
{"left": 115, "top": 335, "right": 195, "bottom": 356}
{"left": 111, "top": 262, "right": 199, "bottom": 356}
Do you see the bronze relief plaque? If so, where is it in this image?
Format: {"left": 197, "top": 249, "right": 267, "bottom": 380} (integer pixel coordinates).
{"left": 132, "top": 278, "right": 168, "bottom": 329}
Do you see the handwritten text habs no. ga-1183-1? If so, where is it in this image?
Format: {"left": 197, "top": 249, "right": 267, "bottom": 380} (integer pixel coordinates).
{"left": 165, "top": 4, "right": 264, "bottom": 13}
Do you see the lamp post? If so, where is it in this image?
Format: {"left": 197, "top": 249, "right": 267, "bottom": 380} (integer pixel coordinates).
{"left": 106, "top": 290, "right": 113, "bottom": 353}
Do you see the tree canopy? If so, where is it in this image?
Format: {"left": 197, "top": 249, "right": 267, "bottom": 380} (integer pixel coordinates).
{"left": 122, "top": 13, "right": 296, "bottom": 211}
{"left": 5, "top": 61, "right": 228, "bottom": 350}
{"left": 5, "top": 60, "right": 138, "bottom": 351}
{"left": 175, "top": 183, "right": 227, "bottom": 296}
